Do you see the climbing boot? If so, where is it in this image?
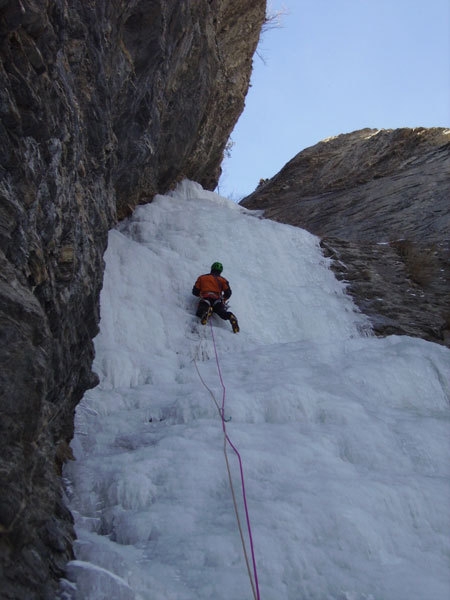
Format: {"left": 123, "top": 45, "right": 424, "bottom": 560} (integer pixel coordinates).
{"left": 229, "top": 313, "right": 239, "bottom": 333}
{"left": 201, "top": 306, "right": 213, "bottom": 325}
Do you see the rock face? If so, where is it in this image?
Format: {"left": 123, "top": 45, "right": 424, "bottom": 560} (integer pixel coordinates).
{"left": 0, "top": 0, "right": 265, "bottom": 597}
{"left": 242, "top": 128, "right": 450, "bottom": 345}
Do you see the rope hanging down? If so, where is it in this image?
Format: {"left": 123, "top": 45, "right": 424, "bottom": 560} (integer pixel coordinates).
{"left": 193, "top": 321, "right": 261, "bottom": 600}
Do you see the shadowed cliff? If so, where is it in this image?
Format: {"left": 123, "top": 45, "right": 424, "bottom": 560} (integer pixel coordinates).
{"left": 0, "top": 1, "right": 266, "bottom": 597}
{"left": 242, "top": 127, "right": 450, "bottom": 345}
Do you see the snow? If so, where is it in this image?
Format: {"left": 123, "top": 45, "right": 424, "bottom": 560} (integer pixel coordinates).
{"left": 60, "top": 180, "right": 450, "bottom": 600}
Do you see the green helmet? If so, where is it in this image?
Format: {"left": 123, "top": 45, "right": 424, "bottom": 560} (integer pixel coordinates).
{"left": 211, "top": 262, "right": 223, "bottom": 273}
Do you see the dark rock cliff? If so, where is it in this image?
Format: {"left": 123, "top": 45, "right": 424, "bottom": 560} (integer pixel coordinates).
{"left": 0, "top": 1, "right": 266, "bottom": 597}
{"left": 242, "top": 127, "right": 450, "bottom": 345}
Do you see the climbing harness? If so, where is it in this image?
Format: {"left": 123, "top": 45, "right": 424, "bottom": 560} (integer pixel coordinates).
{"left": 193, "top": 321, "right": 261, "bottom": 600}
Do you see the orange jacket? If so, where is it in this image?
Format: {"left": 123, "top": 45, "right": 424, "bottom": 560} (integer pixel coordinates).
{"left": 192, "top": 273, "right": 231, "bottom": 300}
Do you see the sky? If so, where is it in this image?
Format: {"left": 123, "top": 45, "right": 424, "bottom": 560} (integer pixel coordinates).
{"left": 60, "top": 180, "right": 450, "bottom": 600}
{"left": 218, "top": 0, "right": 450, "bottom": 200}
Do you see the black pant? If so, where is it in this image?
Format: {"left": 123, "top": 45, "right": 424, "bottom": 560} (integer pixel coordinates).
{"left": 196, "top": 298, "right": 232, "bottom": 321}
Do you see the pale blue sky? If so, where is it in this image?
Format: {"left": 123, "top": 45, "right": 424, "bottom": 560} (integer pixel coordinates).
{"left": 218, "top": 0, "right": 450, "bottom": 200}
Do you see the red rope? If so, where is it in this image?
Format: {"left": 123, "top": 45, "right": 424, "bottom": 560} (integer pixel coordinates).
{"left": 209, "top": 321, "right": 261, "bottom": 600}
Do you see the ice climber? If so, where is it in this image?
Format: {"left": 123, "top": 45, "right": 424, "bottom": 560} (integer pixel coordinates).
{"left": 192, "top": 262, "right": 240, "bottom": 333}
